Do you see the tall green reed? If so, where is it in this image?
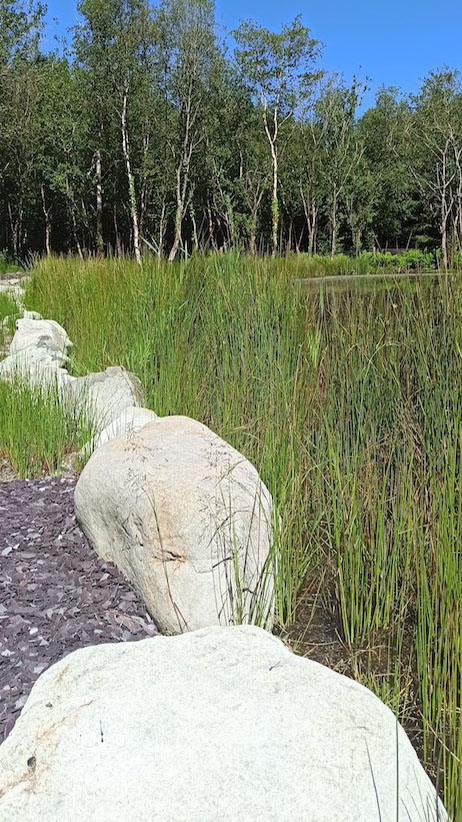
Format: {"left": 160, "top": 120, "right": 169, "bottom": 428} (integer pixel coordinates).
{"left": 23, "top": 254, "right": 462, "bottom": 816}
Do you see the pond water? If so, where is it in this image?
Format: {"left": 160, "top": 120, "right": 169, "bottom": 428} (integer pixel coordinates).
{"left": 296, "top": 270, "right": 457, "bottom": 295}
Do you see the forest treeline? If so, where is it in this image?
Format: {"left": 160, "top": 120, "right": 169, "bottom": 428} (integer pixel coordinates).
{"left": 2, "top": 0, "right": 462, "bottom": 264}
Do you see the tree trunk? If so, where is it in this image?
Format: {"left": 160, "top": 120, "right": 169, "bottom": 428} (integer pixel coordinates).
{"left": 301, "top": 189, "right": 317, "bottom": 255}
{"left": 308, "top": 219, "right": 316, "bottom": 255}
{"left": 287, "top": 219, "right": 293, "bottom": 253}
{"left": 271, "top": 144, "right": 278, "bottom": 255}
{"left": 113, "top": 205, "right": 123, "bottom": 257}
{"left": 190, "top": 203, "right": 199, "bottom": 252}
{"left": 331, "top": 187, "right": 338, "bottom": 257}
{"left": 71, "top": 208, "right": 83, "bottom": 259}
{"left": 441, "top": 215, "right": 449, "bottom": 271}
{"left": 249, "top": 207, "right": 258, "bottom": 256}
{"left": 139, "top": 134, "right": 149, "bottom": 240}
{"left": 206, "top": 198, "right": 217, "bottom": 252}
{"left": 168, "top": 150, "right": 189, "bottom": 263}
{"left": 169, "top": 198, "right": 182, "bottom": 261}
{"left": 95, "top": 147, "right": 104, "bottom": 256}
{"left": 121, "top": 89, "right": 141, "bottom": 265}
{"left": 158, "top": 199, "right": 167, "bottom": 258}
{"left": 40, "top": 184, "right": 51, "bottom": 256}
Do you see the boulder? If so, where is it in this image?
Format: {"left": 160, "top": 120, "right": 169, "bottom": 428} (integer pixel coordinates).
{"left": 0, "top": 626, "right": 447, "bottom": 822}
{"left": 83, "top": 406, "right": 157, "bottom": 455}
{"left": 0, "top": 281, "right": 25, "bottom": 304}
{"left": 22, "top": 310, "right": 42, "bottom": 321}
{"left": 0, "top": 351, "right": 75, "bottom": 387}
{"left": 75, "top": 416, "right": 274, "bottom": 633}
{"left": 9, "top": 318, "right": 72, "bottom": 368}
{"left": 63, "top": 366, "right": 144, "bottom": 429}
{"left": 2, "top": 312, "right": 41, "bottom": 332}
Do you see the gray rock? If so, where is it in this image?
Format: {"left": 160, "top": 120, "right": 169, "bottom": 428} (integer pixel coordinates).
{"left": 10, "top": 318, "right": 71, "bottom": 357}
{"left": 75, "top": 415, "right": 274, "bottom": 634}
{"left": 63, "top": 366, "right": 144, "bottom": 429}
{"left": 0, "top": 351, "right": 74, "bottom": 387}
{"left": 83, "top": 405, "right": 157, "bottom": 456}
{"left": 0, "top": 626, "right": 447, "bottom": 822}
{"left": 0, "top": 314, "right": 73, "bottom": 387}
{"left": 0, "top": 282, "right": 25, "bottom": 303}
{"left": 22, "top": 310, "right": 42, "bottom": 321}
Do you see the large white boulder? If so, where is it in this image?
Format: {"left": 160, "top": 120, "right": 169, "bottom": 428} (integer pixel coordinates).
{"left": 75, "top": 416, "right": 274, "bottom": 633}
{"left": 0, "top": 318, "right": 72, "bottom": 384}
{"left": 63, "top": 366, "right": 144, "bottom": 429}
{"left": 22, "top": 310, "right": 42, "bottom": 321}
{"left": 0, "top": 351, "right": 75, "bottom": 387}
{"left": 9, "top": 318, "right": 72, "bottom": 367}
{"left": 83, "top": 405, "right": 157, "bottom": 455}
{"left": 0, "top": 626, "right": 446, "bottom": 822}
{"left": 0, "top": 280, "right": 25, "bottom": 305}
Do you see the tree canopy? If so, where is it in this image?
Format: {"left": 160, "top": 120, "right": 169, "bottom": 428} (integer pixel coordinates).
{"left": 1, "top": 0, "right": 462, "bottom": 263}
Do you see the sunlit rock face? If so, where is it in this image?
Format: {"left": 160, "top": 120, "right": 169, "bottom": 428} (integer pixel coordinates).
{"left": 74, "top": 415, "right": 274, "bottom": 634}
{"left": 0, "top": 626, "right": 447, "bottom": 822}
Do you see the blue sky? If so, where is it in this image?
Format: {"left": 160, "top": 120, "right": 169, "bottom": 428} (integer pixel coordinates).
{"left": 44, "top": 0, "right": 462, "bottom": 109}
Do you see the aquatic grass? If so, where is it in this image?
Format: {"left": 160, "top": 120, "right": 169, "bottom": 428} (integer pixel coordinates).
{"left": 0, "top": 255, "right": 21, "bottom": 276}
{"left": 0, "top": 291, "right": 19, "bottom": 349}
{"left": 0, "top": 291, "right": 18, "bottom": 320}
{"left": 0, "top": 379, "right": 94, "bottom": 478}
{"left": 22, "top": 253, "right": 462, "bottom": 817}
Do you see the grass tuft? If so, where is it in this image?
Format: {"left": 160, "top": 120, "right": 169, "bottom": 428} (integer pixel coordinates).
{"left": 0, "top": 379, "right": 94, "bottom": 478}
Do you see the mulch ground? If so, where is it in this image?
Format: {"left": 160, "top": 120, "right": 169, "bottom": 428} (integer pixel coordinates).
{"left": 0, "top": 476, "right": 157, "bottom": 742}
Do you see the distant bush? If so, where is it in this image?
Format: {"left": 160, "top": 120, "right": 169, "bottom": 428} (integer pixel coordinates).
{"left": 0, "top": 252, "right": 21, "bottom": 275}
{"left": 297, "top": 249, "right": 436, "bottom": 277}
{"left": 362, "top": 249, "right": 436, "bottom": 271}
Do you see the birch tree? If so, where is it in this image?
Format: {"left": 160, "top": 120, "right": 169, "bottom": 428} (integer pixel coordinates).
{"left": 154, "top": 0, "right": 215, "bottom": 261}
{"left": 316, "top": 76, "right": 367, "bottom": 256}
{"left": 410, "top": 71, "right": 462, "bottom": 268}
{"left": 233, "top": 16, "right": 320, "bottom": 254}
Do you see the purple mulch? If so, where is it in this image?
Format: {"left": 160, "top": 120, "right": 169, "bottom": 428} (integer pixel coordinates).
{"left": 0, "top": 476, "right": 158, "bottom": 742}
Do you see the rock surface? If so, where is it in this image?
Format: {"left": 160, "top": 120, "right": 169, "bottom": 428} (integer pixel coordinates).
{"left": 63, "top": 366, "right": 144, "bottom": 429}
{"left": 0, "top": 318, "right": 74, "bottom": 382}
{"left": 0, "top": 351, "right": 74, "bottom": 384}
{"left": 9, "top": 318, "right": 71, "bottom": 364}
{"left": 75, "top": 416, "right": 274, "bottom": 633}
{"left": 87, "top": 405, "right": 157, "bottom": 453}
{"left": 0, "top": 626, "right": 447, "bottom": 822}
{"left": 0, "top": 280, "right": 26, "bottom": 306}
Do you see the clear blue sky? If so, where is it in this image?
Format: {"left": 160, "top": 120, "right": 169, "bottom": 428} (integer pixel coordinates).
{"left": 44, "top": 0, "right": 462, "bottom": 109}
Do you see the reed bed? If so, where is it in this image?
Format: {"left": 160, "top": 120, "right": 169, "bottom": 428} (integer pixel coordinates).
{"left": 14, "top": 252, "right": 462, "bottom": 815}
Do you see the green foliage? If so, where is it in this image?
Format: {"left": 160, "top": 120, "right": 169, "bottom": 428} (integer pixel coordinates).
{"left": 0, "top": 252, "right": 20, "bottom": 274}
{"left": 365, "top": 249, "right": 436, "bottom": 271}
{"left": 0, "top": 289, "right": 19, "bottom": 350}
{"left": 24, "top": 252, "right": 462, "bottom": 815}
{"left": 233, "top": 16, "right": 321, "bottom": 253}
{"left": 233, "top": 15, "right": 321, "bottom": 112}
{"left": 1, "top": 4, "right": 462, "bottom": 259}
{"left": 0, "top": 379, "right": 94, "bottom": 478}
{"left": 0, "top": 291, "right": 17, "bottom": 318}
{"left": 0, "top": 0, "right": 45, "bottom": 67}
{"left": 287, "top": 250, "right": 436, "bottom": 277}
